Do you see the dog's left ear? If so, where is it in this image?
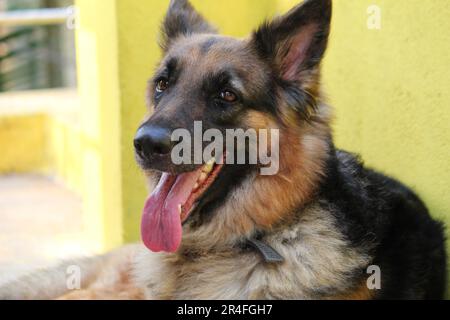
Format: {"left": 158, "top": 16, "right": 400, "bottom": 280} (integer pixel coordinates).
{"left": 161, "top": 0, "right": 217, "bottom": 51}
{"left": 251, "top": 0, "right": 332, "bottom": 82}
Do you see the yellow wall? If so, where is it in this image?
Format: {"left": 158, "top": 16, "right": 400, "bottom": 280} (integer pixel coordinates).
{"left": 47, "top": 111, "right": 84, "bottom": 198}
{"left": 0, "top": 115, "right": 47, "bottom": 173}
{"left": 279, "top": 0, "right": 450, "bottom": 292}
{"left": 114, "top": 0, "right": 167, "bottom": 243}
{"left": 0, "top": 90, "right": 83, "bottom": 193}
{"left": 75, "top": 0, "right": 123, "bottom": 251}
{"left": 323, "top": 1, "right": 450, "bottom": 290}
{"left": 0, "top": 89, "right": 83, "bottom": 191}
{"left": 73, "top": 0, "right": 450, "bottom": 289}
{"left": 294, "top": 0, "right": 450, "bottom": 292}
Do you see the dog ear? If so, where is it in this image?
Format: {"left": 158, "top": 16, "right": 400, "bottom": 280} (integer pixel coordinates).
{"left": 161, "top": 0, "right": 217, "bottom": 50}
{"left": 251, "top": 0, "right": 332, "bottom": 82}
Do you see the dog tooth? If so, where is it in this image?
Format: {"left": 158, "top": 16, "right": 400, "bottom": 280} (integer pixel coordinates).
{"left": 194, "top": 183, "right": 199, "bottom": 190}
{"left": 178, "top": 204, "right": 182, "bottom": 215}
{"left": 202, "top": 165, "right": 213, "bottom": 174}
{"left": 203, "top": 158, "right": 216, "bottom": 173}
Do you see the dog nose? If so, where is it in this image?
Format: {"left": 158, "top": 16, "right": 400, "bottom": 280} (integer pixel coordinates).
{"left": 134, "top": 125, "right": 173, "bottom": 158}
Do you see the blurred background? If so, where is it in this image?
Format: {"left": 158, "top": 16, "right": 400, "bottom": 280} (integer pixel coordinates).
{"left": 0, "top": 0, "right": 81, "bottom": 282}
{"left": 0, "top": 0, "right": 449, "bottom": 293}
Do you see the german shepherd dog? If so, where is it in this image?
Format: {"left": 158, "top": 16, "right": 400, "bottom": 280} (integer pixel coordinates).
{"left": 0, "top": 0, "right": 447, "bottom": 300}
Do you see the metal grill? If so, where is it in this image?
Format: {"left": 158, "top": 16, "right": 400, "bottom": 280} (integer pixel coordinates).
{"left": 0, "top": 0, "right": 76, "bottom": 92}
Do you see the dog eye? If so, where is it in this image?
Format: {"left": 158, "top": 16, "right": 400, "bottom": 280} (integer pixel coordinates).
{"left": 219, "top": 90, "right": 238, "bottom": 103}
{"left": 156, "top": 79, "right": 169, "bottom": 93}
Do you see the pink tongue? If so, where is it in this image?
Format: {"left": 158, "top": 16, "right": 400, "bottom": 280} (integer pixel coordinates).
{"left": 141, "top": 171, "right": 200, "bottom": 253}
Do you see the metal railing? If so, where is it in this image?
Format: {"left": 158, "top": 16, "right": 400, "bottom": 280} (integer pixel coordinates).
{"left": 0, "top": 7, "right": 76, "bottom": 92}
{"left": 0, "top": 8, "right": 70, "bottom": 27}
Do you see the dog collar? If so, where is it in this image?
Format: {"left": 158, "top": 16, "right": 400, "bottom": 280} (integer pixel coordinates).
{"left": 246, "top": 239, "right": 284, "bottom": 264}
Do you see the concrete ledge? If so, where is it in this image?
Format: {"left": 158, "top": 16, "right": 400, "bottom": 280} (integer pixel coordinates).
{"left": 0, "top": 89, "right": 82, "bottom": 193}
{"left": 0, "top": 114, "right": 47, "bottom": 173}
{"left": 0, "top": 89, "right": 78, "bottom": 117}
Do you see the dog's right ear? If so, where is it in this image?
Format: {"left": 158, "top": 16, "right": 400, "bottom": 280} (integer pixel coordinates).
{"left": 161, "top": 0, "right": 217, "bottom": 51}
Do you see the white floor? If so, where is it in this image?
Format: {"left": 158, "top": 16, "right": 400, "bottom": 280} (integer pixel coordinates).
{"left": 0, "top": 175, "right": 95, "bottom": 285}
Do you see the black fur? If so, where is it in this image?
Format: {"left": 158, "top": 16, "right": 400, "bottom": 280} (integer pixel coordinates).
{"left": 161, "top": 0, "right": 217, "bottom": 51}
{"left": 250, "top": 0, "right": 331, "bottom": 123}
{"left": 319, "top": 147, "right": 447, "bottom": 299}
{"left": 252, "top": 0, "right": 332, "bottom": 74}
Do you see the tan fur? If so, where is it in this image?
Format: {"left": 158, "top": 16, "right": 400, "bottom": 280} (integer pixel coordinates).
{"left": 134, "top": 204, "right": 372, "bottom": 299}
{"left": 169, "top": 101, "right": 331, "bottom": 252}
{"left": 331, "top": 283, "right": 374, "bottom": 300}
{"left": 149, "top": 34, "right": 270, "bottom": 112}
{"left": 0, "top": 245, "right": 143, "bottom": 300}
{"left": 58, "top": 245, "right": 145, "bottom": 300}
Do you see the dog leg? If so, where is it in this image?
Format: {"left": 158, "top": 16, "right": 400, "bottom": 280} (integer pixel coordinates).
{"left": 0, "top": 245, "right": 143, "bottom": 300}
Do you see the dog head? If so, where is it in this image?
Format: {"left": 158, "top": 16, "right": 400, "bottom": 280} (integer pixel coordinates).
{"left": 135, "top": 0, "right": 333, "bottom": 253}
